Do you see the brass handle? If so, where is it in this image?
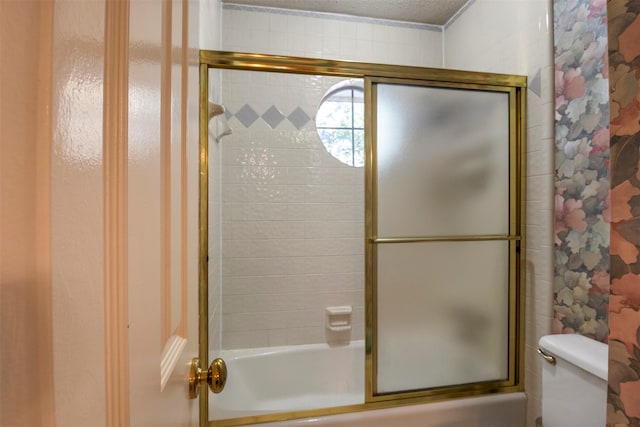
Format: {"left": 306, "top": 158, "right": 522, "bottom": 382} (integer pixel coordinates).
{"left": 537, "top": 348, "right": 556, "bottom": 365}
{"left": 188, "top": 357, "right": 227, "bottom": 399}
{"left": 210, "top": 358, "right": 227, "bottom": 393}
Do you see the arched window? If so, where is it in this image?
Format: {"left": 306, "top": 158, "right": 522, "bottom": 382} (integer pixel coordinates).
{"left": 315, "top": 80, "right": 364, "bottom": 167}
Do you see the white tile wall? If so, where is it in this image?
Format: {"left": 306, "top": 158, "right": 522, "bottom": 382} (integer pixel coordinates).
{"left": 221, "top": 5, "right": 444, "bottom": 67}
{"left": 219, "top": 72, "right": 366, "bottom": 349}
{"left": 211, "top": 6, "right": 446, "bottom": 351}
{"left": 445, "top": 1, "right": 555, "bottom": 426}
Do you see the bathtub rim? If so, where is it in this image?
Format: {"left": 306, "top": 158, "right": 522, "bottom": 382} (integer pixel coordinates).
{"left": 210, "top": 387, "right": 525, "bottom": 426}
{"left": 217, "top": 339, "right": 365, "bottom": 362}
{"left": 211, "top": 339, "right": 514, "bottom": 421}
{"left": 209, "top": 340, "right": 524, "bottom": 426}
{"left": 237, "top": 392, "right": 527, "bottom": 427}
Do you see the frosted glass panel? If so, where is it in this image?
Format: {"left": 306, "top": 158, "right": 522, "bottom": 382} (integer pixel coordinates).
{"left": 376, "top": 241, "right": 509, "bottom": 393}
{"left": 377, "top": 85, "right": 510, "bottom": 237}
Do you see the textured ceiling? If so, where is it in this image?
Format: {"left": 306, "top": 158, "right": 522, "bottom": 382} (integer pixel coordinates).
{"left": 222, "top": 0, "right": 471, "bottom": 26}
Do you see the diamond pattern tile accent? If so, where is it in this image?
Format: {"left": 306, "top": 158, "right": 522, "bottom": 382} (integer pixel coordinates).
{"left": 287, "top": 107, "right": 311, "bottom": 130}
{"left": 224, "top": 109, "right": 233, "bottom": 120}
{"left": 261, "top": 105, "right": 285, "bottom": 129}
{"left": 234, "top": 104, "right": 259, "bottom": 128}
{"left": 529, "top": 68, "right": 542, "bottom": 98}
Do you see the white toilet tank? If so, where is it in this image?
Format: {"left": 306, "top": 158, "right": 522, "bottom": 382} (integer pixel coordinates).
{"left": 538, "top": 334, "right": 608, "bottom": 427}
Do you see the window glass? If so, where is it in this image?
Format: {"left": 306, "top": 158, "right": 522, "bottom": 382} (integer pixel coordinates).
{"left": 316, "top": 81, "right": 364, "bottom": 167}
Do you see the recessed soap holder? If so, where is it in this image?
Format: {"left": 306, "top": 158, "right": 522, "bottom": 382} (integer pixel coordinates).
{"left": 325, "top": 305, "right": 352, "bottom": 332}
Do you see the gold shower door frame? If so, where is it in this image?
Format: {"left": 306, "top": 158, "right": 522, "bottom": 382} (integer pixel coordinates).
{"left": 198, "top": 50, "right": 527, "bottom": 427}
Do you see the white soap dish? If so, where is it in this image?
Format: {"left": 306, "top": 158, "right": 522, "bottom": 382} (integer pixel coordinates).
{"left": 325, "top": 306, "right": 352, "bottom": 332}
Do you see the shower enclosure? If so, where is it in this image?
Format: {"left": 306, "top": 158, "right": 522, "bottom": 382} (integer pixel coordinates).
{"left": 197, "top": 51, "right": 526, "bottom": 426}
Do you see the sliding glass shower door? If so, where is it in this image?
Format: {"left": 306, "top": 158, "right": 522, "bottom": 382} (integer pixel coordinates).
{"left": 366, "top": 79, "right": 522, "bottom": 398}
{"left": 198, "top": 51, "right": 526, "bottom": 426}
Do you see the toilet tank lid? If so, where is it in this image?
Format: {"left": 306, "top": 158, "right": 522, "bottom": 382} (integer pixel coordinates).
{"left": 538, "top": 334, "right": 608, "bottom": 381}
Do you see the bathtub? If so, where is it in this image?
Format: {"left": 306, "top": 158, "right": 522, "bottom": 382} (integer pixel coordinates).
{"left": 210, "top": 340, "right": 526, "bottom": 426}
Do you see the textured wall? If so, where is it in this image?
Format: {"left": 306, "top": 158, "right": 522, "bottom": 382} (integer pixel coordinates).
{"left": 607, "top": 0, "right": 640, "bottom": 423}
{"left": 552, "top": 0, "right": 610, "bottom": 341}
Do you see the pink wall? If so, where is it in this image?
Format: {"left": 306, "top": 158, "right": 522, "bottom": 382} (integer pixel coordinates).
{"left": 0, "top": 1, "right": 55, "bottom": 425}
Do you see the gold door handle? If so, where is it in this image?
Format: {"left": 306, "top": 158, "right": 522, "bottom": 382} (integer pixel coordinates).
{"left": 536, "top": 348, "right": 556, "bottom": 365}
{"left": 188, "top": 357, "right": 227, "bottom": 399}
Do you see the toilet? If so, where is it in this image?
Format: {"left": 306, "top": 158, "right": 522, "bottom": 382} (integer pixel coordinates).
{"left": 538, "top": 334, "right": 608, "bottom": 427}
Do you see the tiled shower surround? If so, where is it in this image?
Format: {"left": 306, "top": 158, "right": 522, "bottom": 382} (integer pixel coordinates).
{"left": 208, "top": 1, "right": 555, "bottom": 425}
{"left": 209, "top": 5, "right": 445, "bottom": 350}
{"left": 219, "top": 72, "right": 365, "bottom": 348}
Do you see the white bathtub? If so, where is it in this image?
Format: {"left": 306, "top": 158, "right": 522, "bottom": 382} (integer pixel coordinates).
{"left": 210, "top": 340, "right": 526, "bottom": 426}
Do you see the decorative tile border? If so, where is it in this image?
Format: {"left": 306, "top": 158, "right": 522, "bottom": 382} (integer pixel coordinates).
{"left": 261, "top": 105, "right": 285, "bottom": 128}
{"left": 287, "top": 107, "right": 311, "bottom": 130}
{"left": 234, "top": 104, "right": 259, "bottom": 127}
{"left": 552, "top": 0, "right": 610, "bottom": 341}
{"left": 229, "top": 104, "right": 313, "bottom": 130}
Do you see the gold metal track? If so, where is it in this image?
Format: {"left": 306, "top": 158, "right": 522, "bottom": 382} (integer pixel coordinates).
{"left": 370, "top": 235, "right": 521, "bottom": 244}
{"left": 199, "top": 50, "right": 527, "bottom": 87}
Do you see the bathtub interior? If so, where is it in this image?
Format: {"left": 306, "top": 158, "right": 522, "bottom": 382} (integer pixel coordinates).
{"left": 211, "top": 341, "right": 365, "bottom": 419}
{"left": 210, "top": 338, "right": 510, "bottom": 421}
